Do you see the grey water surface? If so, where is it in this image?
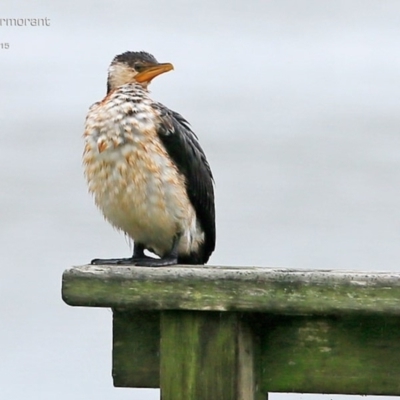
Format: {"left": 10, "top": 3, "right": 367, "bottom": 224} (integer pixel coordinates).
{"left": 1, "top": 1, "right": 400, "bottom": 399}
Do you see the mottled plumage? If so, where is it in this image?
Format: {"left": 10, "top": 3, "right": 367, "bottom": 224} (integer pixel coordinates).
{"left": 83, "top": 51, "right": 215, "bottom": 266}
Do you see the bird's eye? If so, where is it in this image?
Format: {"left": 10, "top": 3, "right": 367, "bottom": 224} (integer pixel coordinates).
{"left": 134, "top": 63, "right": 145, "bottom": 72}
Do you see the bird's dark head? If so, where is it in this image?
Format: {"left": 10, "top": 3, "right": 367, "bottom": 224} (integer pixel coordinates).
{"left": 107, "top": 51, "right": 174, "bottom": 93}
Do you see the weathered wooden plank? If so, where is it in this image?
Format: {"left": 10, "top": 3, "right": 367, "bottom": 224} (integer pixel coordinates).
{"left": 112, "top": 311, "right": 159, "bottom": 388}
{"left": 255, "top": 314, "right": 400, "bottom": 395}
{"left": 160, "top": 311, "right": 258, "bottom": 400}
{"left": 62, "top": 265, "right": 400, "bottom": 315}
{"left": 109, "top": 311, "right": 400, "bottom": 395}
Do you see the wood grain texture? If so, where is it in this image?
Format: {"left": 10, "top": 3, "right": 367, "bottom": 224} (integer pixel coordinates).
{"left": 110, "top": 311, "right": 400, "bottom": 395}
{"left": 160, "top": 312, "right": 256, "bottom": 400}
{"left": 112, "top": 311, "right": 159, "bottom": 387}
{"left": 254, "top": 314, "right": 400, "bottom": 395}
{"left": 62, "top": 265, "right": 400, "bottom": 396}
{"left": 62, "top": 265, "right": 400, "bottom": 315}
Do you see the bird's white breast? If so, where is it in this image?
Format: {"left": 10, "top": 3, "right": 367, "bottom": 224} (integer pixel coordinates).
{"left": 83, "top": 86, "right": 203, "bottom": 256}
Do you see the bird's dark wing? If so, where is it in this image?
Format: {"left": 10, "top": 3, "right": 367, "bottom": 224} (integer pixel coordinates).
{"left": 153, "top": 103, "right": 215, "bottom": 264}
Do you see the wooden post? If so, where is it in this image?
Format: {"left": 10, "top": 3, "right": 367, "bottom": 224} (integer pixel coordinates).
{"left": 112, "top": 311, "right": 160, "bottom": 387}
{"left": 160, "top": 311, "right": 255, "bottom": 400}
{"left": 62, "top": 265, "right": 400, "bottom": 398}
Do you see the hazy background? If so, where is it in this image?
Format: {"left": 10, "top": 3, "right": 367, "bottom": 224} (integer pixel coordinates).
{"left": 1, "top": 1, "right": 400, "bottom": 399}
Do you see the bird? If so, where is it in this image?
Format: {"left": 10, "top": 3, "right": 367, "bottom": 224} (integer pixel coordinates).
{"left": 83, "top": 51, "right": 215, "bottom": 266}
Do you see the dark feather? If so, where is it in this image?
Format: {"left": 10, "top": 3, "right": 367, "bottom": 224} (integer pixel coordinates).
{"left": 112, "top": 51, "right": 158, "bottom": 66}
{"left": 154, "top": 103, "right": 216, "bottom": 264}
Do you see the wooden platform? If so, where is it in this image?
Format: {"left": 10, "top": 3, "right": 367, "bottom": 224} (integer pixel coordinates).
{"left": 62, "top": 265, "right": 400, "bottom": 399}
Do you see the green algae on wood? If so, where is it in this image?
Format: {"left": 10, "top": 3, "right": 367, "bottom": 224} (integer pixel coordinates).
{"left": 112, "top": 311, "right": 159, "bottom": 387}
{"left": 255, "top": 314, "right": 400, "bottom": 395}
{"left": 62, "top": 265, "right": 400, "bottom": 315}
{"left": 160, "top": 311, "right": 257, "bottom": 400}
{"left": 62, "top": 265, "right": 400, "bottom": 397}
{"left": 111, "top": 312, "right": 400, "bottom": 395}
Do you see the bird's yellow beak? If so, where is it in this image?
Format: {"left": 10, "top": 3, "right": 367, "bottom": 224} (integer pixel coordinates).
{"left": 135, "top": 63, "right": 174, "bottom": 83}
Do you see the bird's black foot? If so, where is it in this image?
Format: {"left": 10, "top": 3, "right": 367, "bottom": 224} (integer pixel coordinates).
{"left": 90, "top": 255, "right": 155, "bottom": 265}
{"left": 90, "top": 255, "right": 178, "bottom": 267}
{"left": 91, "top": 237, "right": 180, "bottom": 267}
{"left": 134, "top": 235, "right": 180, "bottom": 267}
{"left": 133, "top": 256, "right": 178, "bottom": 267}
{"left": 91, "top": 242, "right": 158, "bottom": 265}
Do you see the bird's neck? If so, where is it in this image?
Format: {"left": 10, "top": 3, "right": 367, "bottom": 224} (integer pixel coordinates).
{"left": 107, "top": 80, "right": 149, "bottom": 94}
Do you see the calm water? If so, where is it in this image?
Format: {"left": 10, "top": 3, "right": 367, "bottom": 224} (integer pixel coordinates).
{"left": 1, "top": 1, "right": 400, "bottom": 399}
